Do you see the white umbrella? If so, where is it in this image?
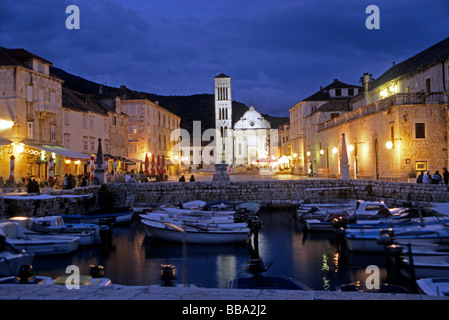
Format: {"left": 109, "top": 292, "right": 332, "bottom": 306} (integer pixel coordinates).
{"left": 90, "top": 156, "right": 96, "bottom": 181}
{"left": 340, "top": 133, "right": 350, "bottom": 180}
{"left": 48, "top": 156, "right": 54, "bottom": 185}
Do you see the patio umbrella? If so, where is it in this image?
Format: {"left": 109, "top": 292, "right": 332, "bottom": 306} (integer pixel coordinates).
{"left": 104, "top": 156, "right": 109, "bottom": 179}
{"left": 157, "top": 155, "right": 161, "bottom": 174}
{"left": 151, "top": 154, "right": 156, "bottom": 175}
{"left": 161, "top": 155, "right": 166, "bottom": 174}
{"left": 113, "top": 158, "right": 118, "bottom": 177}
{"left": 144, "top": 153, "right": 150, "bottom": 175}
{"left": 9, "top": 155, "right": 15, "bottom": 181}
{"left": 90, "top": 156, "right": 96, "bottom": 181}
{"left": 48, "top": 156, "right": 54, "bottom": 185}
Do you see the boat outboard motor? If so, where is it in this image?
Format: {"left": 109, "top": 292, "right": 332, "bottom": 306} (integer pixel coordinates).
{"left": 15, "top": 265, "right": 35, "bottom": 284}
{"left": 376, "top": 229, "right": 395, "bottom": 246}
{"left": 233, "top": 209, "right": 248, "bottom": 223}
{"left": 160, "top": 264, "right": 177, "bottom": 287}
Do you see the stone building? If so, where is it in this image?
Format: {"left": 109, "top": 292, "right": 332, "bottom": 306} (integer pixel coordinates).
{"left": 61, "top": 87, "right": 129, "bottom": 176}
{"left": 0, "top": 47, "right": 73, "bottom": 180}
{"left": 233, "top": 106, "right": 272, "bottom": 165}
{"left": 115, "top": 86, "right": 181, "bottom": 175}
{"left": 213, "top": 74, "right": 272, "bottom": 167}
{"left": 289, "top": 79, "right": 363, "bottom": 175}
{"left": 293, "top": 36, "right": 449, "bottom": 181}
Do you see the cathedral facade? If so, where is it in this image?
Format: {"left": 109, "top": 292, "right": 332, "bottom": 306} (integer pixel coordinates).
{"left": 214, "top": 74, "right": 272, "bottom": 167}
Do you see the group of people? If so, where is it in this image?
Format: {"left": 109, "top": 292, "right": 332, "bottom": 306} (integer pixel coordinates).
{"left": 26, "top": 178, "right": 40, "bottom": 194}
{"left": 63, "top": 173, "right": 91, "bottom": 189}
{"left": 416, "top": 167, "right": 449, "bottom": 185}
{"left": 178, "top": 175, "right": 195, "bottom": 182}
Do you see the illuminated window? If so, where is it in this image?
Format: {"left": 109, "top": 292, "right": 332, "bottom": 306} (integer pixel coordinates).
{"left": 415, "top": 123, "right": 426, "bottom": 139}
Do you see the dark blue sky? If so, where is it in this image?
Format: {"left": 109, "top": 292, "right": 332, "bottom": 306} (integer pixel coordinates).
{"left": 1, "top": 0, "right": 448, "bottom": 117}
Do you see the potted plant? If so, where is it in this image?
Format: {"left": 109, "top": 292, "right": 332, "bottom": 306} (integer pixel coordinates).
{"left": 2, "top": 178, "right": 16, "bottom": 192}
{"left": 16, "top": 180, "right": 24, "bottom": 192}
{"left": 407, "top": 170, "right": 417, "bottom": 183}
{"left": 39, "top": 179, "right": 53, "bottom": 193}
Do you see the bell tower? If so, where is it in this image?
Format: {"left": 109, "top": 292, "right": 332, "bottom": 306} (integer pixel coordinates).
{"left": 214, "top": 73, "right": 233, "bottom": 164}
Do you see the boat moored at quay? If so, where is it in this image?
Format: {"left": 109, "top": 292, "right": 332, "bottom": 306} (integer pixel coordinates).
{"left": 2, "top": 186, "right": 449, "bottom": 298}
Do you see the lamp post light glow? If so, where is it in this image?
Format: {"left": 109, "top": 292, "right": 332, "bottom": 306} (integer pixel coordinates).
{"left": 348, "top": 144, "right": 354, "bottom": 152}
{"left": 332, "top": 147, "right": 338, "bottom": 154}
{"left": 386, "top": 141, "right": 393, "bottom": 149}
{"left": 306, "top": 151, "right": 311, "bottom": 157}
{"left": 319, "top": 149, "right": 324, "bottom": 155}
{"left": 0, "top": 120, "right": 14, "bottom": 130}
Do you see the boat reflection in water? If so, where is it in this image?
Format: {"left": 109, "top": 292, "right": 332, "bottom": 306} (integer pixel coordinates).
{"left": 27, "top": 209, "right": 415, "bottom": 291}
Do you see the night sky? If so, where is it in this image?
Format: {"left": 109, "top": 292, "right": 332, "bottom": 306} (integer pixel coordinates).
{"left": 1, "top": 0, "right": 448, "bottom": 117}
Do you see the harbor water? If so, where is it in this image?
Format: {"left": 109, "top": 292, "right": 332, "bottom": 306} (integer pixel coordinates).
{"left": 29, "top": 209, "right": 414, "bottom": 291}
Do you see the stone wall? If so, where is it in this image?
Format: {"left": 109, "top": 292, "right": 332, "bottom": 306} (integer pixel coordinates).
{"left": 1, "top": 180, "right": 448, "bottom": 218}
{"left": 0, "top": 186, "right": 101, "bottom": 219}
{"left": 102, "top": 179, "right": 449, "bottom": 209}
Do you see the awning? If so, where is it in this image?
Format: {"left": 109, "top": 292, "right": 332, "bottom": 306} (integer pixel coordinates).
{"left": 165, "top": 158, "right": 174, "bottom": 166}
{"left": 125, "top": 157, "right": 144, "bottom": 164}
{"left": 28, "top": 145, "right": 91, "bottom": 160}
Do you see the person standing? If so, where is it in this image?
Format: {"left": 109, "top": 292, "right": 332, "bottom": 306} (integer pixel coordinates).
{"left": 416, "top": 171, "right": 424, "bottom": 183}
{"left": 432, "top": 171, "right": 442, "bottom": 184}
{"left": 423, "top": 171, "right": 432, "bottom": 184}
{"left": 443, "top": 167, "right": 449, "bottom": 185}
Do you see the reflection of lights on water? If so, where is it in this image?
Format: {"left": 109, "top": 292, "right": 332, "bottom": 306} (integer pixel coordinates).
{"left": 322, "top": 277, "right": 330, "bottom": 291}
{"left": 321, "top": 253, "right": 329, "bottom": 271}
{"left": 321, "top": 254, "right": 331, "bottom": 290}
{"left": 333, "top": 252, "right": 340, "bottom": 272}
{"left": 216, "top": 255, "right": 236, "bottom": 288}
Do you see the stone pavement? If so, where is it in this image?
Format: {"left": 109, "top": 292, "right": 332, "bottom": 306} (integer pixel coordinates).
{"left": 0, "top": 284, "right": 445, "bottom": 300}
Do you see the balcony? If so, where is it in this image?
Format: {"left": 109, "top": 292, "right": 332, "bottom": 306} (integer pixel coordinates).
{"left": 317, "top": 92, "right": 448, "bottom": 132}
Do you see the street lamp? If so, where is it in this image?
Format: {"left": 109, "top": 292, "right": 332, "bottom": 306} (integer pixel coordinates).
{"left": 0, "top": 120, "right": 14, "bottom": 130}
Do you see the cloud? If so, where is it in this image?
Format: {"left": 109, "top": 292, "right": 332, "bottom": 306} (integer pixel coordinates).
{"left": 1, "top": 0, "right": 449, "bottom": 117}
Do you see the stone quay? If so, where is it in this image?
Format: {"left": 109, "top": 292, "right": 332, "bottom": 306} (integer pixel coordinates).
{"left": 1, "top": 178, "right": 448, "bottom": 218}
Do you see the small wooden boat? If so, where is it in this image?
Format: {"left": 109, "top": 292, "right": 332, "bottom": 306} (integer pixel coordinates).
{"left": 343, "top": 224, "right": 449, "bottom": 252}
{"left": 59, "top": 210, "right": 134, "bottom": 225}
{"left": 0, "top": 237, "right": 34, "bottom": 277}
{"left": 141, "top": 219, "right": 250, "bottom": 244}
{"left": 11, "top": 216, "right": 101, "bottom": 246}
{"left": 416, "top": 278, "right": 449, "bottom": 296}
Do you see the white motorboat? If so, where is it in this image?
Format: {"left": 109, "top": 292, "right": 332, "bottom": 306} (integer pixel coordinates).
{"left": 235, "top": 202, "right": 261, "bottom": 215}
{"left": 140, "top": 211, "right": 236, "bottom": 225}
{"left": 399, "top": 241, "right": 449, "bottom": 256}
{"left": 0, "top": 236, "right": 34, "bottom": 277}
{"left": 181, "top": 200, "right": 207, "bottom": 210}
{"left": 11, "top": 216, "right": 101, "bottom": 246}
{"left": 299, "top": 200, "right": 407, "bottom": 232}
{"left": 416, "top": 278, "right": 449, "bottom": 296}
{"left": 343, "top": 224, "right": 449, "bottom": 252}
{"left": 401, "top": 255, "right": 449, "bottom": 279}
{"left": 141, "top": 219, "right": 250, "bottom": 244}
{"left": 0, "top": 221, "right": 80, "bottom": 256}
